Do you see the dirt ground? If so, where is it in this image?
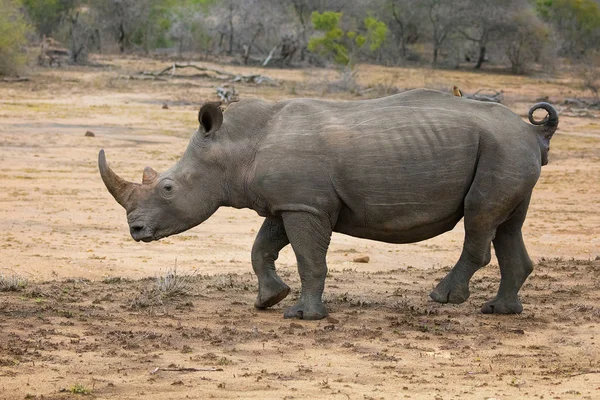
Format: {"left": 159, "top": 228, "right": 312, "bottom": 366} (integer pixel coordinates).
{"left": 0, "top": 56, "right": 599, "bottom": 399}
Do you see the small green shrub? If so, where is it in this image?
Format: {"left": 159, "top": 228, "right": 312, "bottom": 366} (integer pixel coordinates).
{"left": 0, "top": 0, "right": 30, "bottom": 76}
{"left": 70, "top": 383, "right": 91, "bottom": 395}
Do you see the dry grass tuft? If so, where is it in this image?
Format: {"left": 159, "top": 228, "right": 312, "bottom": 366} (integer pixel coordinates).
{"left": 129, "top": 265, "right": 196, "bottom": 309}
{"left": 0, "top": 273, "right": 28, "bottom": 292}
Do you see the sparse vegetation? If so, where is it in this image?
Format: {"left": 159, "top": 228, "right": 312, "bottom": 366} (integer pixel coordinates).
{"left": 129, "top": 266, "right": 196, "bottom": 309}
{"left": 154, "top": 266, "right": 195, "bottom": 298}
{"left": 70, "top": 383, "right": 91, "bottom": 395}
{"left": 0, "top": 272, "right": 28, "bottom": 292}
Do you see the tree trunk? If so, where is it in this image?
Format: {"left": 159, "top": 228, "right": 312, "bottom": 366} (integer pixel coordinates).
{"left": 390, "top": 2, "right": 406, "bottom": 59}
{"left": 433, "top": 46, "right": 439, "bottom": 65}
{"left": 227, "top": 6, "right": 234, "bottom": 55}
{"left": 475, "top": 45, "right": 486, "bottom": 69}
{"left": 118, "top": 22, "right": 126, "bottom": 53}
{"left": 401, "top": 37, "right": 406, "bottom": 58}
{"left": 243, "top": 27, "right": 262, "bottom": 65}
{"left": 143, "top": 21, "right": 150, "bottom": 55}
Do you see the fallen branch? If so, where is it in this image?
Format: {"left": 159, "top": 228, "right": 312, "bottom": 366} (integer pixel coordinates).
{"left": 216, "top": 85, "right": 238, "bottom": 103}
{"left": 118, "top": 74, "right": 167, "bottom": 81}
{"left": 151, "top": 366, "right": 223, "bottom": 374}
{"left": 230, "top": 74, "right": 276, "bottom": 85}
{"left": 150, "top": 63, "right": 235, "bottom": 78}
{"left": 141, "top": 63, "right": 276, "bottom": 85}
{"left": 466, "top": 88, "right": 504, "bottom": 103}
{"left": 262, "top": 45, "right": 279, "bottom": 67}
{"left": 567, "top": 369, "right": 600, "bottom": 378}
{"left": 1, "top": 77, "right": 29, "bottom": 83}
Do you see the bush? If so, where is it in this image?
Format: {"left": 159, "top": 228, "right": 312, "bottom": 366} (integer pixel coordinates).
{"left": 505, "top": 11, "right": 552, "bottom": 74}
{"left": 580, "top": 51, "right": 600, "bottom": 104}
{"left": 0, "top": 0, "right": 30, "bottom": 76}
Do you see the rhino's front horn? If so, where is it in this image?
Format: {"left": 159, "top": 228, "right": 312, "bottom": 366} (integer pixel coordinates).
{"left": 98, "top": 149, "right": 139, "bottom": 209}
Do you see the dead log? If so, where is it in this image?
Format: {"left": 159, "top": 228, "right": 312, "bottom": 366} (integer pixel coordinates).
{"left": 262, "top": 45, "right": 279, "bottom": 67}
{"left": 1, "top": 77, "right": 29, "bottom": 83}
{"left": 467, "top": 89, "right": 504, "bottom": 103}
{"left": 152, "top": 63, "right": 235, "bottom": 78}
{"left": 141, "top": 63, "right": 276, "bottom": 85}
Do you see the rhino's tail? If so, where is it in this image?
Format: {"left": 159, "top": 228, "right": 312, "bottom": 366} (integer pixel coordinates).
{"left": 528, "top": 102, "right": 558, "bottom": 166}
{"left": 528, "top": 102, "right": 558, "bottom": 137}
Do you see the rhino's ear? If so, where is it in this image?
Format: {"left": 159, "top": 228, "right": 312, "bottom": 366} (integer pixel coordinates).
{"left": 198, "top": 102, "right": 223, "bottom": 137}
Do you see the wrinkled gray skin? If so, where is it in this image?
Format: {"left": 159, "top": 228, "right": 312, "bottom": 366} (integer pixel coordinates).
{"left": 99, "top": 89, "right": 558, "bottom": 320}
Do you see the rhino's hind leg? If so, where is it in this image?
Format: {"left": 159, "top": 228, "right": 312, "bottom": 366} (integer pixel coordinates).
{"left": 430, "top": 171, "right": 519, "bottom": 305}
{"left": 482, "top": 197, "right": 533, "bottom": 314}
{"left": 252, "top": 217, "right": 291, "bottom": 309}
{"left": 281, "top": 212, "right": 331, "bottom": 320}
{"left": 430, "top": 235, "right": 493, "bottom": 304}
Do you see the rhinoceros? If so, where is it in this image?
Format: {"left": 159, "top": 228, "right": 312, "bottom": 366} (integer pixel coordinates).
{"left": 98, "top": 89, "right": 558, "bottom": 320}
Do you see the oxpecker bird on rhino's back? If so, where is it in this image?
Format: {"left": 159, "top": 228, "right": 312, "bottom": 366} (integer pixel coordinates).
{"left": 98, "top": 89, "right": 558, "bottom": 320}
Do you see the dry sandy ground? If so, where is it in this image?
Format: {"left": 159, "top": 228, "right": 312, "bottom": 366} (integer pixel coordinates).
{"left": 0, "top": 56, "right": 599, "bottom": 399}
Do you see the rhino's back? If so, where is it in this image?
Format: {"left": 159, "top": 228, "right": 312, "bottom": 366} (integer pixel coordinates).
{"left": 250, "top": 90, "right": 537, "bottom": 243}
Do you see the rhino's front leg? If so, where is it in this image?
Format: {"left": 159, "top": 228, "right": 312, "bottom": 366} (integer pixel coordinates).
{"left": 281, "top": 212, "right": 331, "bottom": 320}
{"left": 252, "top": 217, "right": 291, "bottom": 309}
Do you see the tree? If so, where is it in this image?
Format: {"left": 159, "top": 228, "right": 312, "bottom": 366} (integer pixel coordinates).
{"left": 288, "top": 0, "right": 346, "bottom": 61}
{"left": 505, "top": 10, "right": 552, "bottom": 74}
{"left": 580, "top": 50, "right": 600, "bottom": 103}
{"left": 388, "top": 0, "right": 420, "bottom": 59}
{"left": 22, "top": 0, "right": 76, "bottom": 38}
{"left": 94, "top": 0, "right": 150, "bottom": 53}
{"left": 308, "top": 11, "right": 387, "bottom": 66}
{"left": 0, "top": 0, "right": 30, "bottom": 76}
{"left": 420, "top": 0, "right": 458, "bottom": 65}
{"left": 536, "top": 0, "right": 600, "bottom": 56}
{"left": 460, "top": 0, "right": 531, "bottom": 69}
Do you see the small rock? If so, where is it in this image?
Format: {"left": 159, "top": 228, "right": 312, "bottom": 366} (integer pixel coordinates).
{"left": 509, "top": 328, "right": 525, "bottom": 334}
{"left": 162, "top": 103, "right": 169, "bottom": 109}
{"left": 84, "top": 131, "right": 95, "bottom": 137}
{"left": 326, "top": 316, "right": 340, "bottom": 325}
{"left": 353, "top": 256, "right": 370, "bottom": 263}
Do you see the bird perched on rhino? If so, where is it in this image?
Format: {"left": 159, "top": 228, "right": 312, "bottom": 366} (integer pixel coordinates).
{"left": 452, "top": 85, "right": 463, "bottom": 97}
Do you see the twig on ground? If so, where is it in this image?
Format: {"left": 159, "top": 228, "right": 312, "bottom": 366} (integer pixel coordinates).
{"left": 567, "top": 369, "right": 600, "bottom": 378}
{"left": 118, "top": 74, "right": 167, "bottom": 81}
{"left": 151, "top": 367, "right": 223, "bottom": 374}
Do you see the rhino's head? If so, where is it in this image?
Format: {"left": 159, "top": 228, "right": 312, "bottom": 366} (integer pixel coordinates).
{"left": 98, "top": 103, "right": 227, "bottom": 242}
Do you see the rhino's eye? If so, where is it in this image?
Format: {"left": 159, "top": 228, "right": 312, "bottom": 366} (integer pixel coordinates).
{"left": 159, "top": 180, "right": 176, "bottom": 198}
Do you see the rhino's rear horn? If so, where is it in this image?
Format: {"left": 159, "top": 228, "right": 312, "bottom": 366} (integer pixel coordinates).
{"left": 142, "top": 166, "right": 158, "bottom": 185}
{"left": 98, "top": 149, "right": 139, "bottom": 209}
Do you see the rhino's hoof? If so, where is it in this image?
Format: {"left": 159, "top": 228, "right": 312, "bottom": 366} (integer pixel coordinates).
{"left": 284, "top": 301, "right": 328, "bottom": 320}
{"left": 429, "top": 282, "right": 470, "bottom": 304}
{"left": 481, "top": 297, "right": 523, "bottom": 314}
{"left": 255, "top": 280, "right": 290, "bottom": 309}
